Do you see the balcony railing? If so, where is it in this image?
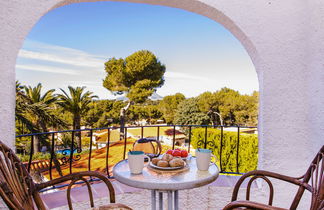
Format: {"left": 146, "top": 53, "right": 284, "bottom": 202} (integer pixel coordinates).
{"left": 16, "top": 124, "right": 258, "bottom": 191}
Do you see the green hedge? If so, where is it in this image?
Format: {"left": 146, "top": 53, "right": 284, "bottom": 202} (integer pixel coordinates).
{"left": 191, "top": 128, "right": 258, "bottom": 173}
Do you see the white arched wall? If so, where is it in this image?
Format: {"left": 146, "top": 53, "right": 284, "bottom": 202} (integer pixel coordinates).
{"left": 1, "top": 0, "right": 323, "bottom": 208}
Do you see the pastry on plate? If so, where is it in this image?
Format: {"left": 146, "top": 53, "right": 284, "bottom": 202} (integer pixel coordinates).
{"left": 152, "top": 158, "right": 160, "bottom": 166}
{"left": 157, "top": 160, "right": 169, "bottom": 167}
{"left": 162, "top": 154, "right": 173, "bottom": 162}
{"left": 169, "top": 158, "right": 185, "bottom": 167}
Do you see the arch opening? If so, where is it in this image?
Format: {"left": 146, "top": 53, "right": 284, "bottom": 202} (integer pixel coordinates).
{"left": 15, "top": 0, "right": 260, "bottom": 175}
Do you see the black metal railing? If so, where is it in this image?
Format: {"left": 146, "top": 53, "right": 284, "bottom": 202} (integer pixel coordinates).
{"left": 16, "top": 124, "right": 258, "bottom": 191}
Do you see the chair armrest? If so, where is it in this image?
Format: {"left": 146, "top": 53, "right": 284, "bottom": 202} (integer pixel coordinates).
{"left": 231, "top": 170, "right": 304, "bottom": 203}
{"left": 35, "top": 171, "right": 116, "bottom": 208}
{"left": 223, "top": 200, "right": 288, "bottom": 210}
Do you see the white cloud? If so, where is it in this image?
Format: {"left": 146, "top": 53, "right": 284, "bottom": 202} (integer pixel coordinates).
{"left": 16, "top": 64, "right": 78, "bottom": 75}
{"left": 17, "top": 40, "right": 106, "bottom": 69}
{"left": 63, "top": 80, "right": 103, "bottom": 88}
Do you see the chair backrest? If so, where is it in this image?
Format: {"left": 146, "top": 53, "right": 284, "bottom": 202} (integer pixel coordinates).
{"left": 0, "top": 140, "right": 45, "bottom": 210}
{"left": 291, "top": 145, "right": 324, "bottom": 210}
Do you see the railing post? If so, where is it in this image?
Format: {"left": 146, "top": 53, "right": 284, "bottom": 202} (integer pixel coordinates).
{"left": 88, "top": 129, "right": 93, "bottom": 172}
{"left": 204, "top": 126, "right": 208, "bottom": 149}
{"left": 28, "top": 135, "right": 34, "bottom": 173}
{"left": 106, "top": 128, "right": 111, "bottom": 178}
{"left": 49, "top": 133, "right": 55, "bottom": 180}
{"left": 220, "top": 126, "right": 223, "bottom": 172}
{"left": 69, "top": 131, "right": 75, "bottom": 174}
{"left": 172, "top": 125, "right": 176, "bottom": 149}
{"left": 236, "top": 126, "right": 240, "bottom": 173}
{"left": 157, "top": 126, "right": 160, "bottom": 141}
{"left": 123, "top": 127, "right": 128, "bottom": 160}
{"left": 141, "top": 126, "right": 144, "bottom": 139}
{"left": 188, "top": 126, "right": 192, "bottom": 153}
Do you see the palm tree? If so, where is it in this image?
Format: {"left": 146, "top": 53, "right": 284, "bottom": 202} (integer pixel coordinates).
{"left": 16, "top": 81, "right": 35, "bottom": 133}
{"left": 16, "top": 82, "right": 66, "bottom": 153}
{"left": 24, "top": 83, "right": 56, "bottom": 129}
{"left": 24, "top": 83, "right": 66, "bottom": 153}
{"left": 57, "top": 86, "right": 97, "bottom": 148}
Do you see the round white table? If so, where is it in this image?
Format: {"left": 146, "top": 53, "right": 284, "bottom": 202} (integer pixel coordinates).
{"left": 113, "top": 157, "right": 219, "bottom": 210}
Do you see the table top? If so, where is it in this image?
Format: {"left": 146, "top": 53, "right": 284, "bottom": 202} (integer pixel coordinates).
{"left": 113, "top": 157, "right": 219, "bottom": 191}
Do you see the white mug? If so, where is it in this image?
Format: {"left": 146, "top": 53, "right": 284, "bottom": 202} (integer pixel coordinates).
{"left": 195, "top": 149, "right": 216, "bottom": 171}
{"left": 128, "top": 151, "right": 150, "bottom": 174}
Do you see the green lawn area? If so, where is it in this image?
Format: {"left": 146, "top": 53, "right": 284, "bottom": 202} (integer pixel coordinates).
{"left": 127, "top": 126, "right": 173, "bottom": 137}
{"left": 95, "top": 126, "right": 178, "bottom": 143}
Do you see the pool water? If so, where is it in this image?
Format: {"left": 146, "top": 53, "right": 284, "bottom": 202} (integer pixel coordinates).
{"left": 56, "top": 149, "right": 73, "bottom": 155}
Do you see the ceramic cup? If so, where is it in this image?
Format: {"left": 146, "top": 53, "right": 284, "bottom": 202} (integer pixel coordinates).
{"left": 128, "top": 151, "right": 150, "bottom": 174}
{"left": 195, "top": 149, "right": 216, "bottom": 171}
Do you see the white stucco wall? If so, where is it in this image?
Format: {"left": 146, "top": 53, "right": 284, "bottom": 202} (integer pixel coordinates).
{"left": 0, "top": 0, "right": 323, "bottom": 208}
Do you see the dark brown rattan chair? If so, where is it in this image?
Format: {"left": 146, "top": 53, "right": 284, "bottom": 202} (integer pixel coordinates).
{"left": 223, "top": 145, "right": 324, "bottom": 210}
{"left": 0, "top": 140, "right": 132, "bottom": 210}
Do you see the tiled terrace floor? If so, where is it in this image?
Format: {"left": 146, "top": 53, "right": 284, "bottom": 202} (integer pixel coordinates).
{"left": 39, "top": 175, "right": 256, "bottom": 210}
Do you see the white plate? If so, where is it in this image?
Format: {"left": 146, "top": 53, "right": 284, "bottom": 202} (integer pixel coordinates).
{"left": 149, "top": 161, "right": 186, "bottom": 170}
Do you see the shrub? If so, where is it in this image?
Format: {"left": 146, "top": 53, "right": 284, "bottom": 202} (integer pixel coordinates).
{"left": 17, "top": 150, "right": 88, "bottom": 162}
{"left": 191, "top": 128, "right": 258, "bottom": 173}
{"left": 17, "top": 152, "right": 61, "bottom": 162}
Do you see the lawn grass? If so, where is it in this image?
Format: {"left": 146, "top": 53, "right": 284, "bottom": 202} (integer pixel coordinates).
{"left": 126, "top": 126, "right": 172, "bottom": 137}
{"left": 94, "top": 126, "right": 176, "bottom": 143}
{"left": 95, "top": 129, "right": 122, "bottom": 143}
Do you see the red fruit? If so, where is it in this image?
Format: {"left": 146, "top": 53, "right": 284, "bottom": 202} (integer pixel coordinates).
{"left": 172, "top": 150, "right": 181, "bottom": 157}
{"left": 175, "top": 148, "right": 181, "bottom": 151}
{"left": 181, "top": 150, "right": 188, "bottom": 157}
{"left": 166, "top": 150, "right": 173, "bottom": 155}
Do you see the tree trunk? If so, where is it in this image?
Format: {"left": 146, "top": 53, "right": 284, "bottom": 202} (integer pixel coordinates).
{"left": 33, "top": 136, "right": 40, "bottom": 154}
{"left": 73, "top": 114, "right": 82, "bottom": 148}
{"left": 119, "top": 101, "right": 132, "bottom": 140}
{"left": 33, "top": 119, "right": 48, "bottom": 154}
{"left": 208, "top": 110, "right": 223, "bottom": 128}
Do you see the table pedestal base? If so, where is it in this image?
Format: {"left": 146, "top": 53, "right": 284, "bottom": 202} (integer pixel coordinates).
{"left": 151, "top": 190, "right": 179, "bottom": 210}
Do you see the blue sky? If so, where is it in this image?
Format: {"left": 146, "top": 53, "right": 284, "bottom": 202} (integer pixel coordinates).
{"left": 16, "top": 1, "right": 258, "bottom": 99}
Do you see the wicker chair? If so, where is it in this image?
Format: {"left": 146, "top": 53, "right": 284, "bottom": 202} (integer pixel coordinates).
{"left": 223, "top": 145, "right": 324, "bottom": 210}
{"left": 0, "top": 140, "right": 132, "bottom": 210}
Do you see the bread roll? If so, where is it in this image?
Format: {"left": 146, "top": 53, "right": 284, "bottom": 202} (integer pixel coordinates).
{"left": 152, "top": 158, "right": 160, "bottom": 165}
{"left": 169, "top": 158, "right": 185, "bottom": 167}
{"left": 157, "top": 160, "right": 169, "bottom": 167}
{"left": 162, "top": 154, "right": 173, "bottom": 162}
